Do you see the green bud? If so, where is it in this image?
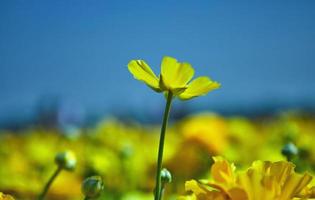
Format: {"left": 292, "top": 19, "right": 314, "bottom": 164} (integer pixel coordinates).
{"left": 55, "top": 151, "right": 77, "bottom": 171}
{"left": 81, "top": 176, "right": 104, "bottom": 198}
{"left": 161, "top": 168, "right": 172, "bottom": 185}
{"left": 281, "top": 142, "right": 298, "bottom": 161}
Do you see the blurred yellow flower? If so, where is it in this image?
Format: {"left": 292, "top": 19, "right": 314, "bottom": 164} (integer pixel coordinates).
{"left": 180, "top": 113, "right": 228, "bottom": 154}
{"left": 180, "top": 157, "right": 315, "bottom": 200}
{"left": 128, "top": 56, "right": 220, "bottom": 100}
{"left": 0, "top": 192, "right": 14, "bottom": 200}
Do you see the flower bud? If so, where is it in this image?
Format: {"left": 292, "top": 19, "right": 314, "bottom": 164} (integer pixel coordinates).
{"left": 81, "top": 176, "right": 104, "bottom": 198}
{"left": 281, "top": 142, "right": 298, "bottom": 161}
{"left": 161, "top": 168, "right": 172, "bottom": 185}
{"left": 55, "top": 151, "right": 77, "bottom": 171}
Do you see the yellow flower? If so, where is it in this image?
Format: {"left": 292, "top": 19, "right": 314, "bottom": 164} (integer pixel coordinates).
{"left": 180, "top": 157, "right": 315, "bottom": 200}
{"left": 0, "top": 192, "right": 14, "bottom": 200}
{"left": 128, "top": 56, "right": 220, "bottom": 100}
{"left": 180, "top": 113, "right": 228, "bottom": 154}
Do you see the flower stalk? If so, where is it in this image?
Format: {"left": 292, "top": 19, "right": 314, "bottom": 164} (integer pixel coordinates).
{"left": 154, "top": 91, "right": 173, "bottom": 200}
{"left": 38, "top": 151, "right": 76, "bottom": 200}
{"left": 38, "top": 166, "right": 62, "bottom": 200}
{"left": 127, "top": 56, "right": 220, "bottom": 200}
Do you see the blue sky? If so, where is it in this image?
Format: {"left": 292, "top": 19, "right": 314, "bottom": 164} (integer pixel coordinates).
{"left": 1, "top": 0, "right": 315, "bottom": 121}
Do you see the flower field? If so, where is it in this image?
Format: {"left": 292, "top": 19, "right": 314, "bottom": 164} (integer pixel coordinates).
{"left": 2, "top": 0, "right": 315, "bottom": 199}
{"left": 1, "top": 111, "right": 315, "bottom": 199}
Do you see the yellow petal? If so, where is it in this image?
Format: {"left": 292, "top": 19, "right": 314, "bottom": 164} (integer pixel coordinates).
{"left": 185, "top": 180, "right": 208, "bottom": 195}
{"left": 177, "top": 194, "right": 197, "bottom": 200}
{"left": 160, "top": 56, "right": 194, "bottom": 91}
{"left": 128, "top": 60, "right": 161, "bottom": 92}
{"left": 298, "top": 186, "right": 315, "bottom": 198}
{"left": 179, "top": 77, "right": 220, "bottom": 100}
{"left": 185, "top": 180, "right": 228, "bottom": 200}
{"left": 0, "top": 193, "right": 15, "bottom": 200}
{"left": 280, "top": 173, "right": 312, "bottom": 199}
{"left": 211, "top": 156, "right": 235, "bottom": 185}
{"left": 228, "top": 187, "right": 248, "bottom": 200}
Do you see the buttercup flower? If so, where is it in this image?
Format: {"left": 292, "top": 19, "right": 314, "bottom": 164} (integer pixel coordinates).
{"left": 128, "top": 56, "right": 220, "bottom": 200}
{"left": 128, "top": 56, "right": 220, "bottom": 100}
{"left": 180, "top": 157, "right": 315, "bottom": 200}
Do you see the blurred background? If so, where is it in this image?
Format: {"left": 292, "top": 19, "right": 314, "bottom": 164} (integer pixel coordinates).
{"left": 1, "top": 0, "right": 315, "bottom": 200}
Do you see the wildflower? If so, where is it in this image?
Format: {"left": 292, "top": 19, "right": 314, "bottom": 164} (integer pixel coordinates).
{"left": 128, "top": 56, "right": 220, "bottom": 200}
{"left": 180, "top": 156, "right": 315, "bottom": 200}
{"left": 128, "top": 56, "right": 220, "bottom": 100}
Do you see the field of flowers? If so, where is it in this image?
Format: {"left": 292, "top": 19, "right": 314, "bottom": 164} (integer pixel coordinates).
{"left": 1, "top": 56, "right": 315, "bottom": 200}
{"left": 1, "top": 111, "right": 315, "bottom": 200}
{"left": 3, "top": 0, "right": 315, "bottom": 198}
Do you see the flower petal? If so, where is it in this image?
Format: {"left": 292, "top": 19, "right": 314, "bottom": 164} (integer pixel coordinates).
{"left": 211, "top": 156, "right": 235, "bottom": 185}
{"left": 128, "top": 60, "right": 161, "bottom": 92}
{"left": 280, "top": 173, "right": 313, "bottom": 199}
{"left": 0, "top": 193, "right": 15, "bottom": 200}
{"left": 179, "top": 76, "right": 220, "bottom": 100}
{"left": 228, "top": 187, "right": 248, "bottom": 200}
{"left": 160, "top": 56, "right": 194, "bottom": 91}
{"left": 185, "top": 180, "right": 208, "bottom": 195}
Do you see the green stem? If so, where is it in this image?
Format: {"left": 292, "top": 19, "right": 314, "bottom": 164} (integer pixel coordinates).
{"left": 154, "top": 92, "right": 173, "bottom": 200}
{"left": 159, "top": 184, "right": 165, "bottom": 200}
{"left": 38, "top": 166, "right": 62, "bottom": 200}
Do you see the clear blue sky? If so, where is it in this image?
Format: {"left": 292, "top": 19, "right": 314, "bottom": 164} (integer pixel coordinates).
{"left": 1, "top": 0, "right": 315, "bottom": 121}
